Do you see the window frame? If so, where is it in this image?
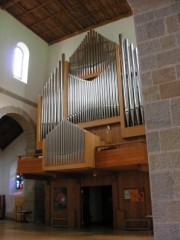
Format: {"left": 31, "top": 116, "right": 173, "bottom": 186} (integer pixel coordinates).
{"left": 13, "top": 42, "right": 29, "bottom": 84}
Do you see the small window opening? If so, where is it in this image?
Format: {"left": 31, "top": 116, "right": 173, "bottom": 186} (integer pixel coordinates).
{"left": 13, "top": 42, "right": 29, "bottom": 84}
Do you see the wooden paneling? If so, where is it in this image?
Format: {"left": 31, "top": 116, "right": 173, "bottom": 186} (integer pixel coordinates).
{"left": 17, "top": 157, "right": 43, "bottom": 174}
{"left": 46, "top": 169, "right": 151, "bottom": 229}
{"left": 49, "top": 178, "right": 80, "bottom": 228}
{"left": 88, "top": 123, "right": 123, "bottom": 145}
{"left": 80, "top": 174, "right": 116, "bottom": 187}
{"left": 95, "top": 140, "right": 148, "bottom": 170}
{"left": 78, "top": 116, "right": 121, "bottom": 129}
{"left": 117, "top": 210, "right": 125, "bottom": 229}
{"left": 121, "top": 125, "right": 146, "bottom": 138}
{"left": 117, "top": 170, "right": 152, "bottom": 228}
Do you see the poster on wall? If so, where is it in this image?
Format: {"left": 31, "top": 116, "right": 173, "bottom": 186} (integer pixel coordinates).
{"left": 124, "top": 188, "right": 144, "bottom": 202}
{"left": 54, "top": 187, "right": 67, "bottom": 209}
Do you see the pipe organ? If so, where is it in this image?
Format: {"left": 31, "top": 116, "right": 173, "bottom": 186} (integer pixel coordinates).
{"left": 119, "top": 35, "right": 144, "bottom": 127}
{"left": 69, "top": 30, "right": 116, "bottom": 77}
{"left": 43, "top": 119, "right": 100, "bottom": 170}
{"left": 38, "top": 29, "right": 145, "bottom": 170}
{"left": 67, "top": 60, "right": 119, "bottom": 124}
{"left": 41, "top": 59, "right": 64, "bottom": 139}
{"left": 45, "top": 119, "right": 85, "bottom": 166}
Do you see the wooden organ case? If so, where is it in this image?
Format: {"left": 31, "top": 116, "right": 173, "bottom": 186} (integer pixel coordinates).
{"left": 32, "top": 29, "right": 147, "bottom": 172}
{"left": 17, "top": 30, "right": 150, "bottom": 229}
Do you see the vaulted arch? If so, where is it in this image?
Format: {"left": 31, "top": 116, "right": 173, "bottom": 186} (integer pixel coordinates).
{"left": 0, "top": 106, "right": 35, "bottom": 154}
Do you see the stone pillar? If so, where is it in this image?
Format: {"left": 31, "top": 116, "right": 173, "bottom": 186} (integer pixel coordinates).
{"left": 128, "top": 0, "right": 180, "bottom": 239}
{"left": 34, "top": 181, "right": 45, "bottom": 223}
{"left": 24, "top": 179, "right": 35, "bottom": 222}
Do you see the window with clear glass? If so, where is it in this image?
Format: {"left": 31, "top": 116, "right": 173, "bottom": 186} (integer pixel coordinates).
{"left": 13, "top": 42, "right": 29, "bottom": 84}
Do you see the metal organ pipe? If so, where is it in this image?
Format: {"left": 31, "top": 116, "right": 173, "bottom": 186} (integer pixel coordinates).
{"left": 134, "top": 47, "right": 144, "bottom": 124}
{"left": 41, "top": 34, "right": 144, "bottom": 142}
{"left": 40, "top": 59, "right": 64, "bottom": 139}
{"left": 45, "top": 119, "right": 85, "bottom": 166}
{"left": 119, "top": 35, "right": 144, "bottom": 127}
{"left": 39, "top": 30, "right": 146, "bottom": 170}
{"left": 129, "top": 44, "right": 140, "bottom": 125}
{"left": 67, "top": 60, "right": 120, "bottom": 124}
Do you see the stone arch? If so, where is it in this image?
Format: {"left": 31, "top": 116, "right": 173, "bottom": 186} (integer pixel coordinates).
{"left": 0, "top": 106, "right": 36, "bottom": 154}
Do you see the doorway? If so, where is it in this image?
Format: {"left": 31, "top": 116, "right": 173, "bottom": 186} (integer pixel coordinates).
{"left": 81, "top": 185, "right": 113, "bottom": 228}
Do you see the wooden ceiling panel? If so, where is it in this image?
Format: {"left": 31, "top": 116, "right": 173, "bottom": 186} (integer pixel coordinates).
{"left": 31, "top": 8, "right": 51, "bottom": 21}
{"left": 20, "top": 0, "right": 39, "bottom": 11}
{"left": 20, "top": 13, "right": 37, "bottom": 26}
{"left": 7, "top": 3, "right": 25, "bottom": 16}
{"left": 0, "top": 0, "right": 133, "bottom": 44}
{"left": 44, "top": 2, "right": 61, "bottom": 15}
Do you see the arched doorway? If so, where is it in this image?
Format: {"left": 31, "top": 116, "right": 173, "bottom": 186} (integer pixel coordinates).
{"left": 0, "top": 106, "right": 36, "bottom": 153}
{"left": 0, "top": 106, "right": 37, "bottom": 220}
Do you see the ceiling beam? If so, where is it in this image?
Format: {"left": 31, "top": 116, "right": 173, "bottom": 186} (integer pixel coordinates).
{"left": 0, "top": 0, "right": 21, "bottom": 10}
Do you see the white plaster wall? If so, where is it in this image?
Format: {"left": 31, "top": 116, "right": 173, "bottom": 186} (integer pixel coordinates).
{"left": 48, "top": 16, "right": 136, "bottom": 74}
{"left": 0, "top": 133, "right": 26, "bottom": 218}
{"left": 0, "top": 10, "right": 49, "bottom": 103}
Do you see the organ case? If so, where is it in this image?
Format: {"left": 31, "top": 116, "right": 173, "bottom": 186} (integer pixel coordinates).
{"left": 35, "top": 29, "right": 146, "bottom": 172}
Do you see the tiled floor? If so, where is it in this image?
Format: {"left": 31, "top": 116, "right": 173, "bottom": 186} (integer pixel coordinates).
{"left": 0, "top": 220, "right": 154, "bottom": 240}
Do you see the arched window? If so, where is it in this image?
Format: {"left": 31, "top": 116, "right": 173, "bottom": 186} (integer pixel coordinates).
{"left": 13, "top": 42, "right": 29, "bottom": 84}
{"left": 16, "top": 173, "right": 24, "bottom": 190}
{"left": 9, "top": 162, "right": 24, "bottom": 195}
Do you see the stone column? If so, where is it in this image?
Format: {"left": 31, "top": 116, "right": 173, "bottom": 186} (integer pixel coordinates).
{"left": 128, "top": 0, "right": 180, "bottom": 239}
{"left": 24, "top": 179, "right": 35, "bottom": 222}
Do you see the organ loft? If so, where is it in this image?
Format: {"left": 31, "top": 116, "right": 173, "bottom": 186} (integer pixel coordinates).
{"left": 17, "top": 30, "right": 152, "bottom": 230}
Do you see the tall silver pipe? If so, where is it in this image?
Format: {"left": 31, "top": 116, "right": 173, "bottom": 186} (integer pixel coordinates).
{"left": 61, "top": 54, "right": 65, "bottom": 120}
{"left": 54, "top": 67, "right": 57, "bottom": 126}
{"left": 45, "top": 119, "right": 85, "bottom": 166}
{"left": 67, "top": 58, "right": 120, "bottom": 124}
{"left": 130, "top": 44, "right": 140, "bottom": 125}
{"left": 134, "top": 47, "right": 144, "bottom": 124}
{"left": 119, "top": 35, "right": 144, "bottom": 127}
{"left": 40, "top": 59, "right": 64, "bottom": 139}
{"left": 41, "top": 87, "right": 44, "bottom": 139}
{"left": 124, "top": 39, "right": 135, "bottom": 126}
{"left": 51, "top": 73, "right": 54, "bottom": 129}
{"left": 120, "top": 34, "right": 129, "bottom": 126}
{"left": 57, "top": 61, "right": 62, "bottom": 123}
{"left": 112, "top": 60, "right": 120, "bottom": 116}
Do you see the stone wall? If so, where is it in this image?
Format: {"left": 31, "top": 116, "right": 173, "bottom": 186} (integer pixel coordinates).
{"left": 23, "top": 179, "right": 35, "bottom": 222}
{"left": 128, "top": 0, "right": 180, "bottom": 239}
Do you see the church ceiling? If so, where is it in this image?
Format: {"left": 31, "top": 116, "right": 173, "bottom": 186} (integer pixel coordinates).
{"left": 0, "top": 0, "right": 132, "bottom": 44}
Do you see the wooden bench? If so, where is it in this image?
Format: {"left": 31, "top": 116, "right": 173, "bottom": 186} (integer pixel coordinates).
{"left": 124, "top": 218, "right": 150, "bottom": 230}
{"left": 18, "top": 210, "right": 32, "bottom": 223}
